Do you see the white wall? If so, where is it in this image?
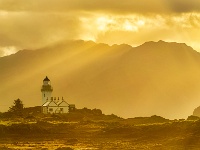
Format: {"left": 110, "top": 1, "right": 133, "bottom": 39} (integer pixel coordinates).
{"left": 42, "top": 91, "right": 52, "bottom": 104}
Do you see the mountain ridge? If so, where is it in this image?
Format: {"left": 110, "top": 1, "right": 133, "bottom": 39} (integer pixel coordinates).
{"left": 1, "top": 40, "right": 197, "bottom": 59}
{"left": 1, "top": 40, "right": 200, "bottom": 119}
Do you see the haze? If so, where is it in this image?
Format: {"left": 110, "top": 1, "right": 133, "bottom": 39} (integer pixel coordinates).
{"left": 1, "top": 40, "right": 200, "bottom": 119}
{"left": 1, "top": 1, "right": 200, "bottom": 119}
{"left": 0, "top": 0, "right": 200, "bottom": 56}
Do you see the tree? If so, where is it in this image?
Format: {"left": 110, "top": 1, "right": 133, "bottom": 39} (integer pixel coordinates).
{"left": 8, "top": 98, "right": 24, "bottom": 117}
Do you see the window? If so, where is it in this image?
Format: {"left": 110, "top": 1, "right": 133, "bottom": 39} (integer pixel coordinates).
{"left": 44, "top": 94, "right": 45, "bottom": 97}
{"left": 49, "top": 108, "right": 53, "bottom": 112}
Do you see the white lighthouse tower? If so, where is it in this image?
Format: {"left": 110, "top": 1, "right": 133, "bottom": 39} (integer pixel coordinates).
{"left": 41, "top": 76, "right": 53, "bottom": 104}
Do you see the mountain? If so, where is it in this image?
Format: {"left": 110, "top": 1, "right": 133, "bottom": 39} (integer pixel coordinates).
{"left": 1, "top": 40, "right": 200, "bottom": 119}
{"left": 193, "top": 106, "right": 200, "bottom": 117}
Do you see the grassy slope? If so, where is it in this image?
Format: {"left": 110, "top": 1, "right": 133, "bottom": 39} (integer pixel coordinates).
{"left": 0, "top": 107, "right": 200, "bottom": 149}
{"left": 0, "top": 119, "right": 200, "bottom": 149}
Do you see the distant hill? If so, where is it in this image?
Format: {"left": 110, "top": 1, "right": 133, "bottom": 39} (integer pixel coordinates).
{"left": 193, "top": 106, "right": 200, "bottom": 117}
{"left": 1, "top": 40, "right": 200, "bottom": 119}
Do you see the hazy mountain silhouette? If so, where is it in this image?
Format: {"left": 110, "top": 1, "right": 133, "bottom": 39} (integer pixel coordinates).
{"left": 193, "top": 106, "right": 200, "bottom": 117}
{"left": 1, "top": 40, "right": 200, "bottom": 119}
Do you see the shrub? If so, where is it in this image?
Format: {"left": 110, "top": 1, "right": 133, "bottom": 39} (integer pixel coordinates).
{"left": 187, "top": 115, "right": 200, "bottom": 121}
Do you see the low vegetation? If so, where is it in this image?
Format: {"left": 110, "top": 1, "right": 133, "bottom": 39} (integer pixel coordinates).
{"left": 1, "top": 99, "right": 200, "bottom": 149}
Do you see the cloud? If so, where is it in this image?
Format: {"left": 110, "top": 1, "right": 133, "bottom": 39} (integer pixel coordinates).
{"left": 168, "top": 0, "right": 200, "bottom": 13}
{"left": 0, "top": 46, "right": 17, "bottom": 57}
{"left": 0, "top": 11, "right": 81, "bottom": 52}
{"left": 78, "top": 13, "right": 200, "bottom": 48}
{"left": 1, "top": 0, "right": 200, "bottom": 14}
{"left": 0, "top": 1, "right": 200, "bottom": 56}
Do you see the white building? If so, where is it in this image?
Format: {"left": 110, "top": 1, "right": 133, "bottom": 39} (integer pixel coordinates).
{"left": 41, "top": 76, "right": 75, "bottom": 114}
{"left": 41, "top": 76, "right": 53, "bottom": 104}
{"left": 42, "top": 99, "right": 57, "bottom": 114}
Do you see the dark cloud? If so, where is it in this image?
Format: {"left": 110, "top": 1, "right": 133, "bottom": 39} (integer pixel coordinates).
{"left": 168, "top": 0, "right": 200, "bottom": 13}
{"left": 0, "top": 0, "right": 200, "bottom": 14}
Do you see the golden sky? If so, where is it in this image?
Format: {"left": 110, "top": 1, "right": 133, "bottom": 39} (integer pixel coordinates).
{"left": 0, "top": 0, "right": 200, "bottom": 56}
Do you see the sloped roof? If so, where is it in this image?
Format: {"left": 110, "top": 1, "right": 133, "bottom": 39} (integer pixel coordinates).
{"left": 42, "top": 101, "right": 51, "bottom": 106}
{"left": 43, "top": 76, "right": 50, "bottom": 81}
{"left": 42, "top": 100, "right": 57, "bottom": 107}
{"left": 58, "top": 100, "right": 69, "bottom": 106}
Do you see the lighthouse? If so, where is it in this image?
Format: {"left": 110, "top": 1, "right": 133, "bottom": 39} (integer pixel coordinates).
{"left": 41, "top": 76, "right": 53, "bottom": 104}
